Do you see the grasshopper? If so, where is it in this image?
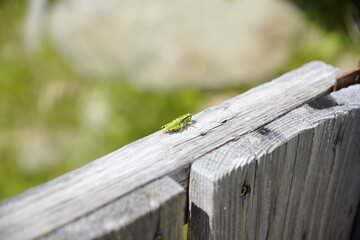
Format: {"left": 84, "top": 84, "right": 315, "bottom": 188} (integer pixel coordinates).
{"left": 161, "top": 113, "right": 193, "bottom": 133}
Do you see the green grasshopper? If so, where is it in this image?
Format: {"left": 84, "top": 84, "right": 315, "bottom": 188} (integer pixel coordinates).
{"left": 161, "top": 113, "right": 193, "bottom": 133}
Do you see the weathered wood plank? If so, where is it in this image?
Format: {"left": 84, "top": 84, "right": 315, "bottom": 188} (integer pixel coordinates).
{"left": 0, "top": 61, "right": 343, "bottom": 240}
{"left": 188, "top": 84, "right": 360, "bottom": 240}
{"left": 39, "top": 176, "right": 184, "bottom": 240}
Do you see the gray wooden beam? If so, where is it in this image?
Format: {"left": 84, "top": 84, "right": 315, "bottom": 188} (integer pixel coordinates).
{"left": 188, "top": 85, "right": 360, "bottom": 240}
{"left": 0, "top": 61, "right": 343, "bottom": 239}
{"left": 40, "top": 176, "right": 184, "bottom": 240}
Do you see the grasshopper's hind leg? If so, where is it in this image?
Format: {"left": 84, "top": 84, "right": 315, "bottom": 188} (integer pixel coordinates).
{"left": 180, "top": 121, "right": 195, "bottom": 133}
{"left": 179, "top": 122, "right": 186, "bottom": 133}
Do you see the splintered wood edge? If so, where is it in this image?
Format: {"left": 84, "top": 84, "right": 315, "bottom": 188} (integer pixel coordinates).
{"left": 0, "top": 61, "right": 344, "bottom": 240}
{"left": 188, "top": 85, "right": 360, "bottom": 240}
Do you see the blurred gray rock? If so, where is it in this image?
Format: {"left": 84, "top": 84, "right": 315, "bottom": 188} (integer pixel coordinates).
{"left": 24, "top": 0, "right": 48, "bottom": 53}
{"left": 40, "top": 0, "right": 302, "bottom": 88}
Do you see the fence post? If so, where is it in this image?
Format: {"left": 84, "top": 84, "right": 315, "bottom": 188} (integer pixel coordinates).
{"left": 188, "top": 85, "right": 360, "bottom": 239}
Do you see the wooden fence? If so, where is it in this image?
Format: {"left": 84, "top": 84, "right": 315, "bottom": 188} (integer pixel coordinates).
{"left": 0, "top": 61, "right": 359, "bottom": 240}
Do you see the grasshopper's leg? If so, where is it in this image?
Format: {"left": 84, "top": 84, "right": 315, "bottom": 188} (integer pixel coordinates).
{"left": 179, "top": 121, "right": 194, "bottom": 133}
{"left": 187, "top": 121, "right": 197, "bottom": 129}
{"left": 170, "top": 125, "right": 182, "bottom": 132}
{"left": 179, "top": 121, "right": 189, "bottom": 133}
{"left": 179, "top": 123, "right": 184, "bottom": 133}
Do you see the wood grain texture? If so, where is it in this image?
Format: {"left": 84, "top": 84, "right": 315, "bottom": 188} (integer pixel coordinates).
{"left": 39, "top": 176, "right": 184, "bottom": 240}
{"left": 188, "top": 84, "right": 360, "bottom": 240}
{"left": 0, "top": 61, "right": 343, "bottom": 240}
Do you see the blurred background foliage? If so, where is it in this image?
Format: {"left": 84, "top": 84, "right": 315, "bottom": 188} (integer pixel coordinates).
{"left": 0, "top": 0, "right": 359, "bottom": 201}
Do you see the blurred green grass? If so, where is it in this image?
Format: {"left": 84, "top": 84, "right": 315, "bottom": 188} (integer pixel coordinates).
{"left": 0, "top": 2, "right": 249, "bottom": 200}
{"left": 0, "top": 0, "right": 358, "bottom": 203}
{"left": 0, "top": 39, "right": 208, "bottom": 199}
